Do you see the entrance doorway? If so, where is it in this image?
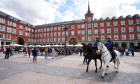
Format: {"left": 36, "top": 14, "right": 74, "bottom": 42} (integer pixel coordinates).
{"left": 17, "top": 37, "right": 25, "bottom": 45}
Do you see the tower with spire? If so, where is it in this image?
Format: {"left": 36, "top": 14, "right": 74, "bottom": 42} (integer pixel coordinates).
{"left": 85, "top": 1, "right": 94, "bottom": 22}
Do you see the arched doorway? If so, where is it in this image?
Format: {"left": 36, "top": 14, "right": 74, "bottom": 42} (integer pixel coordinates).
{"left": 114, "top": 43, "right": 119, "bottom": 48}
{"left": 17, "top": 37, "right": 25, "bottom": 45}
{"left": 69, "top": 37, "right": 77, "bottom": 45}
{"left": 130, "top": 42, "right": 134, "bottom": 48}
{"left": 121, "top": 42, "right": 126, "bottom": 48}
{"left": 138, "top": 42, "right": 140, "bottom": 47}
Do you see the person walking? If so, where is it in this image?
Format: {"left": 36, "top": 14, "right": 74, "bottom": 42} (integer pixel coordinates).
{"left": 45, "top": 48, "right": 48, "bottom": 59}
{"left": 52, "top": 48, "right": 55, "bottom": 59}
{"left": 4, "top": 46, "right": 11, "bottom": 59}
{"left": 80, "top": 48, "right": 83, "bottom": 56}
{"left": 131, "top": 47, "right": 134, "bottom": 56}
{"left": 28, "top": 48, "right": 31, "bottom": 58}
{"left": 32, "top": 48, "right": 38, "bottom": 63}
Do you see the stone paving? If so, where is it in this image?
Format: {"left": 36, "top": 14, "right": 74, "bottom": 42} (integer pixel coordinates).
{"left": 0, "top": 52, "right": 140, "bottom": 84}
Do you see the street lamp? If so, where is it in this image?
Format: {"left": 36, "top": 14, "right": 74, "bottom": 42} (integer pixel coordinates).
{"left": 62, "top": 24, "right": 69, "bottom": 55}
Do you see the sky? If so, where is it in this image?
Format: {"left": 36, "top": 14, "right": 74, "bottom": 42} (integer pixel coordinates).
{"left": 0, "top": 0, "right": 140, "bottom": 25}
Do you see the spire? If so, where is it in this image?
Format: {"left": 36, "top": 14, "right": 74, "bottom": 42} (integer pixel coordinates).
{"left": 87, "top": 0, "right": 91, "bottom": 14}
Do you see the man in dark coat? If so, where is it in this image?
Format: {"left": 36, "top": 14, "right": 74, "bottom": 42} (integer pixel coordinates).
{"left": 4, "top": 46, "right": 11, "bottom": 59}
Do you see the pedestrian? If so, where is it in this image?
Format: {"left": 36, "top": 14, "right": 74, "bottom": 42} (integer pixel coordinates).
{"left": 32, "top": 48, "right": 38, "bottom": 63}
{"left": 80, "top": 48, "right": 83, "bottom": 56}
{"left": 131, "top": 47, "right": 134, "bottom": 56}
{"left": 4, "top": 46, "right": 11, "bottom": 59}
{"left": 28, "top": 48, "right": 31, "bottom": 58}
{"left": 45, "top": 48, "right": 48, "bottom": 59}
{"left": 52, "top": 48, "right": 55, "bottom": 59}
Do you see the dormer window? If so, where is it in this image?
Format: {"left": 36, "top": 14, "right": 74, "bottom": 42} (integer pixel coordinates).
{"left": 88, "top": 17, "right": 91, "bottom": 22}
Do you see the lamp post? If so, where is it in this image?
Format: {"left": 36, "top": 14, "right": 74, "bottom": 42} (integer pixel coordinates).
{"left": 62, "top": 24, "right": 69, "bottom": 55}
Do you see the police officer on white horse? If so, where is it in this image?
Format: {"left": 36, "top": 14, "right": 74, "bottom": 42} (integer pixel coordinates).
{"left": 93, "top": 37, "right": 100, "bottom": 49}
{"left": 106, "top": 37, "right": 116, "bottom": 61}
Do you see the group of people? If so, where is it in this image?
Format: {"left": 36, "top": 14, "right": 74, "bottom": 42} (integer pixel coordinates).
{"left": 93, "top": 37, "right": 135, "bottom": 61}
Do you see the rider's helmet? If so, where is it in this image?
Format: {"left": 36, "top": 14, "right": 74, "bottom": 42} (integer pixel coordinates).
{"left": 95, "top": 37, "right": 99, "bottom": 39}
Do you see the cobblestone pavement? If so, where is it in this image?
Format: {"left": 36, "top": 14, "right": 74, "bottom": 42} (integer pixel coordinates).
{"left": 0, "top": 52, "right": 140, "bottom": 84}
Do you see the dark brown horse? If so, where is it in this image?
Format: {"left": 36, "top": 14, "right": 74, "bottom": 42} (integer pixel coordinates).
{"left": 83, "top": 45, "right": 102, "bottom": 73}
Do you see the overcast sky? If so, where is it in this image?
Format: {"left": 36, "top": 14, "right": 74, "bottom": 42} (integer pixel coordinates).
{"left": 0, "top": 0, "right": 140, "bottom": 25}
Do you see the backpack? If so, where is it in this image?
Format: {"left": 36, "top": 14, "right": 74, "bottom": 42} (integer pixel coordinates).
{"left": 45, "top": 49, "right": 48, "bottom": 52}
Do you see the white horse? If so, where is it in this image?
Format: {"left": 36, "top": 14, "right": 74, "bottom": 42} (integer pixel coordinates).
{"left": 97, "top": 42, "right": 120, "bottom": 79}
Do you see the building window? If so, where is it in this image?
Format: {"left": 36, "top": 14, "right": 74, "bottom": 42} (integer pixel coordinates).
{"left": 122, "top": 35, "right": 126, "bottom": 40}
{"left": 77, "top": 25, "right": 80, "bottom": 29}
{"left": 107, "top": 35, "right": 111, "bottom": 39}
{"left": 101, "top": 36, "right": 105, "bottom": 40}
{"left": 44, "top": 28, "right": 46, "bottom": 32}
{"left": 28, "top": 38, "right": 30, "bottom": 42}
{"left": 38, "top": 34, "right": 40, "bottom": 37}
{"left": 35, "top": 30, "right": 37, "bottom": 33}
{"left": 113, "top": 21, "right": 118, "bottom": 26}
{"left": 128, "top": 20, "right": 133, "bottom": 25}
{"left": 82, "top": 30, "right": 85, "bottom": 35}
{"left": 34, "top": 39, "right": 36, "bottom": 43}
{"left": 107, "top": 28, "right": 111, "bottom": 33}
{"left": 51, "top": 27, "right": 53, "bottom": 31}
{"left": 121, "top": 21, "right": 125, "bottom": 25}
{"left": 94, "top": 23, "right": 98, "bottom": 27}
{"left": 8, "top": 20, "right": 12, "bottom": 26}
{"left": 100, "top": 29, "right": 104, "bottom": 34}
{"left": 25, "top": 27, "right": 28, "bottom": 31}
{"left": 114, "top": 28, "right": 118, "bottom": 33}
{"left": 88, "top": 36, "right": 92, "bottom": 41}
{"left": 106, "top": 22, "right": 111, "bottom": 27}
{"left": 58, "top": 32, "right": 61, "bottom": 36}
{"left": 62, "top": 32, "right": 65, "bottom": 36}
{"left": 0, "top": 33, "right": 4, "bottom": 39}
{"left": 88, "top": 29, "right": 91, "bottom": 34}
{"left": 41, "top": 29, "right": 43, "bottom": 32}
{"left": 94, "top": 29, "right": 98, "bottom": 34}
{"left": 88, "top": 24, "right": 91, "bottom": 28}
{"left": 88, "top": 17, "right": 91, "bottom": 22}
{"left": 137, "top": 26, "right": 140, "bottom": 32}
{"left": 38, "top": 29, "right": 40, "bottom": 32}
{"left": 58, "top": 38, "right": 60, "bottom": 42}
{"left": 7, "top": 27, "right": 11, "bottom": 33}
{"left": 129, "top": 27, "right": 133, "bottom": 32}
{"left": 78, "top": 30, "right": 81, "bottom": 35}
{"left": 25, "top": 32, "right": 28, "bottom": 36}
{"left": 54, "top": 32, "right": 57, "bottom": 36}
{"left": 62, "top": 37, "right": 65, "bottom": 42}
{"left": 47, "top": 28, "right": 49, "bottom": 32}
{"left": 54, "top": 27, "right": 57, "bottom": 31}
{"left": 0, "top": 25, "right": 5, "bottom": 31}
{"left": 82, "top": 36, "right": 85, "bottom": 41}
{"left": 44, "top": 33, "right": 46, "bottom": 37}
{"left": 136, "top": 19, "right": 140, "bottom": 24}
{"left": 50, "top": 38, "right": 53, "bottom": 42}
{"left": 71, "top": 31, "right": 74, "bottom": 35}
{"left": 51, "top": 33, "right": 53, "bottom": 37}
{"left": 58, "top": 27, "right": 61, "bottom": 30}
{"left": 19, "top": 25, "right": 23, "bottom": 29}
{"left": 32, "top": 29, "right": 34, "bottom": 32}
{"left": 138, "top": 34, "right": 140, "bottom": 39}
{"left": 130, "top": 34, "right": 134, "bottom": 39}
{"left": 71, "top": 25, "right": 75, "bottom": 29}
{"left": 7, "top": 34, "right": 11, "bottom": 40}
{"left": 121, "top": 27, "right": 125, "bottom": 32}
{"left": 47, "top": 38, "right": 49, "bottom": 42}
{"left": 66, "top": 31, "right": 68, "bottom": 36}
{"left": 81, "top": 24, "right": 85, "bottom": 28}
{"left": 19, "top": 30, "right": 23, "bottom": 35}
{"left": 12, "top": 29, "right": 16, "bottom": 34}
{"left": 114, "top": 35, "right": 118, "bottom": 40}
{"left": 54, "top": 38, "right": 56, "bottom": 42}
{"left": 0, "top": 18, "right": 5, "bottom": 24}
{"left": 100, "top": 23, "right": 104, "bottom": 27}
{"left": 47, "top": 33, "right": 49, "bottom": 37}
{"left": 13, "top": 22, "right": 16, "bottom": 27}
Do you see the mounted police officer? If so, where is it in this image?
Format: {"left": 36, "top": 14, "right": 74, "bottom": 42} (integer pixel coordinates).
{"left": 106, "top": 37, "right": 116, "bottom": 61}
{"left": 93, "top": 37, "right": 100, "bottom": 49}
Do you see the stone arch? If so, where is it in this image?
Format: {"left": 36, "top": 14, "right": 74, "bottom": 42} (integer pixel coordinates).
{"left": 138, "top": 42, "right": 140, "bottom": 47}
{"left": 69, "top": 37, "right": 78, "bottom": 45}
{"left": 121, "top": 42, "right": 127, "bottom": 48}
{"left": 114, "top": 43, "right": 119, "bottom": 48}
{"left": 17, "top": 37, "right": 25, "bottom": 45}
{"left": 130, "top": 42, "right": 134, "bottom": 48}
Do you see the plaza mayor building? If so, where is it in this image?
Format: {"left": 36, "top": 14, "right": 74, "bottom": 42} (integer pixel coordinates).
{"left": 0, "top": 3, "right": 140, "bottom": 48}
